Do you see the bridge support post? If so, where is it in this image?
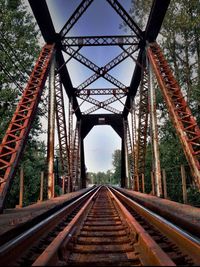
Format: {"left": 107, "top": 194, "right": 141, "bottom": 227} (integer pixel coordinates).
{"left": 148, "top": 58, "right": 162, "bottom": 197}
{"left": 16, "top": 167, "right": 24, "bottom": 208}
{"left": 47, "top": 53, "right": 56, "bottom": 199}
{"left": 80, "top": 137, "right": 86, "bottom": 188}
{"left": 121, "top": 136, "right": 126, "bottom": 188}
{"left": 181, "top": 165, "right": 188, "bottom": 204}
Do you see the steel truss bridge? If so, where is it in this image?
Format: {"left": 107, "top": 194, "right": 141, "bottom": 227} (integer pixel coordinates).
{"left": 0, "top": 0, "right": 200, "bottom": 213}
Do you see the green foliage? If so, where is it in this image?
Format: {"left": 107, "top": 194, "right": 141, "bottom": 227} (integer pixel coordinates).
{"left": 124, "top": 0, "right": 200, "bottom": 205}
{"left": 112, "top": 149, "right": 121, "bottom": 185}
{"left": 0, "top": 0, "right": 48, "bottom": 208}
{"left": 5, "top": 141, "right": 47, "bottom": 208}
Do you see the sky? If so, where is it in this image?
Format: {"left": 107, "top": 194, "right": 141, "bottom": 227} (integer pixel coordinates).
{"left": 25, "top": 0, "right": 139, "bottom": 173}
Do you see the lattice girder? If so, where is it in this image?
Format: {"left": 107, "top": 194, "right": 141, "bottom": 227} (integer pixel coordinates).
{"left": 0, "top": 44, "right": 55, "bottom": 210}
{"left": 147, "top": 42, "right": 200, "bottom": 189}
{"left": 55, "top": 72, "right": 70, "bottom": 192}
{"left": 62, "top": 35, "right": 139, "bottom": 46}
{"left": 136, "top": 59, "right": 149, "bottom": 191}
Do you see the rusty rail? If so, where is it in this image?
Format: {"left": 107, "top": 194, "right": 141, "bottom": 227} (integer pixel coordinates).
{"left": 0, "top": 187, "right": 97, "bottom": 266}
{"left": 31, "top": 187, "right": 182, "bottom": 266}
{"left": 111, "top": 187, "right": 200, "bottom": 266}
{"left": 0, "top": 186, "right": 200, "bottom": 266}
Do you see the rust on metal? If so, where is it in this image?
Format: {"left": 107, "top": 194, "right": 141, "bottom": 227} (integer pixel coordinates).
{"left": 31, "top": 187, "right": 178, "bottom": 266}
{"left": 136, "top": 55, "right": 149, "bottom": 192}
{"left": 55, "top": 73, "right": 70, "bottom": 193}
{"left": 147, "top": 42, "right": 200, "bottom": 190}
{"left": 47, "top": 52, "right": 56, "bottom": 199}
{"left": 148, "top": 57, "right": 162, "bottom": 197}
{"left": 0, "top": 44, "right": 55, "bottom": 211}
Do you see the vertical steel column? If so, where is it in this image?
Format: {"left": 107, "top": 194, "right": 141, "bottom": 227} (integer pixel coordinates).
{"left": 123, "top": 119, "right": 129, "bottom": 188}
{"left": 80, "top": 137, "right": 86, "bottom": 188}
{"left": 121, "top": 136, "right": 126, "bottom": 188}
{"left": 68, "top": 97, "right": 73, "bottom": 192}
{"left": 55, "top": 72, "right": 69, "bottom": 193}
{"left": 47, "top": 53, "right": 56, "bottom": 199}
{"left": 131, "top": 98, "right": 137, "bottom": 189}
{"left": 131, "top": 98, "right": 139, "bottom": 190}
{"left": 148, "top": 57, "right": 162, "bottom": 197}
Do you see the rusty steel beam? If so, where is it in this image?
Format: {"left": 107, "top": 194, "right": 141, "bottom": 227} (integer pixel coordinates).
{"left": 60, "top": 0, "right": 94, "bottom": 38}
{"left": 71, "top": 121, "right": 81, "bottom": 191}
{"left": 130, "top": 98, "right": 139, "bottom": 191}
{"left": 62, "top": 35, "right": 139, "bottom": 46}
{"left": 147, "top": 42, "right": 200, "bottom": 189}
{"left": 0, "top": 44, "right": 55, "bottom": 211}
{"left": 124, "top": 120, "right": 134, "bottom": 189}
{"left": 106, "top": 0, "right": 143, "bottom": 40}
{"left": 47, "top": 53, "right": 56, "bottom": 199}
{"left": 136, "top": 56, "right": 149, "bottom": 192}
{"left": 148, "top": 57, "right": 162, "bottom": 197}
{"left": 68, "top": 98, "right": 74, "bottom": 192}
{"left": 55, "top": 73, "right": 69, "bottom": 193}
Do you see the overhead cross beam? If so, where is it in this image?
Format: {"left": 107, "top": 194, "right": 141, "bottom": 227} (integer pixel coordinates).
{"left": 62, "top": 35, "right": 139, "bottom": 46}
{"left": 76, "top": 88, "right": 128, "bottom": 96}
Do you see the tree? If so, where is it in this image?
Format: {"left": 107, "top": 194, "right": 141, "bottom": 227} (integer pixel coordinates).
{"left": 0, "top": 0, "right": 49, "bottom": 207}
{"left": 0, "top": 0, "right": 41, "bottom": 140}
{"left": 121, "top": 0, "right": 200, "bottom": 204}
{"left": 112, "top": 149, "right": 121, "bottom": 185}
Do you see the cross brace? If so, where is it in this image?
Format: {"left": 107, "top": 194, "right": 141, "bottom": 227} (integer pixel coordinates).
{"left": 79, "top": 94, "right": 123, "bottom": 114}
{"left": 63, "top": 46, "right": 134, "bottom": 89}
{"left": 55, "top": 73, "right": 69, "bottom": 193}
{"left": 106, "top": 0, "right": 143, "bottom": 40}
{"left": 76, "top": 44, "right": 138, "bottom": 90}
{"left": 60, "top": 0, "right": 94, "bottom": 38}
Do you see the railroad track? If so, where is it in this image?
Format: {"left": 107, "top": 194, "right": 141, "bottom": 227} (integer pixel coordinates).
{"left": 0, "top": 186, "right": 200, "bottom": 266}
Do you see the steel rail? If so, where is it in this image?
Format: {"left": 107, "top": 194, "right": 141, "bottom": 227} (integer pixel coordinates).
{"left": 0, "top": 187, "right": 98, "bottom": 266}
{"left": 111, "top": 187, "right": 200, "bottom": 265}
{"left": 32, "top": 186, "right": 102, "bottom": 266}
{"left": 32, "top": 186, "right": 175, "bottom": 266}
